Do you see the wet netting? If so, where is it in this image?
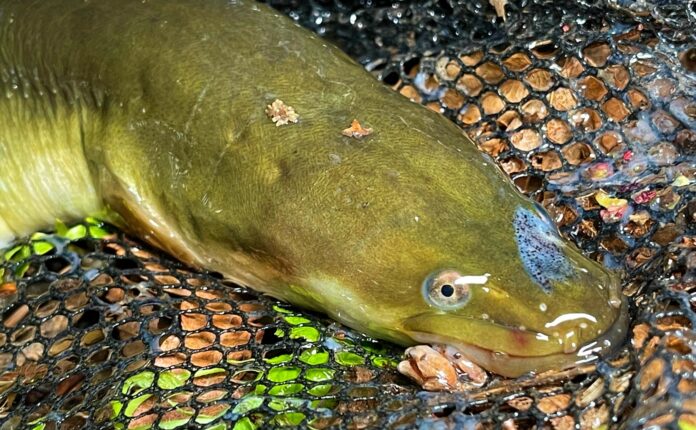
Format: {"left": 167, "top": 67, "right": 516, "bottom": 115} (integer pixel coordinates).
{"left": 1, "top": 0, "right": 694, "bottom": 428}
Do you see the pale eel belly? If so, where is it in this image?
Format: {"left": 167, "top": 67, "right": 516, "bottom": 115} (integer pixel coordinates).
{"left": 0, "top": 0, "right": 627, "bottom": 378}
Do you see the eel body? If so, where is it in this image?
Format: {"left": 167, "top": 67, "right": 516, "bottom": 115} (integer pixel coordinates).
{"left": 0, "top": 0, "right": 627, "bottom": 377}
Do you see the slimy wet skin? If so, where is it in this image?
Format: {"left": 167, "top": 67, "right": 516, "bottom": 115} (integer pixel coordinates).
{"left": 0, "top": 0, "right": 627, "bottom": 378}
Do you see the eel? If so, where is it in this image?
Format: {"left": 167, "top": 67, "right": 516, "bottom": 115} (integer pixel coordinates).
{"left": 0, "top": 0, "right": 627, "bottom": 378}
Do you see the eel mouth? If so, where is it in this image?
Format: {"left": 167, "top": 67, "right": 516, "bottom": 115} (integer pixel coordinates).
{"left": 405, "top": 298, "right": 630, "bottom": 378}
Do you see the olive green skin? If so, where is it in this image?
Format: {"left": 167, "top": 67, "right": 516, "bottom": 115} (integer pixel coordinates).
{"left": 0, "top": 0, "right": 626, "bottom": 377}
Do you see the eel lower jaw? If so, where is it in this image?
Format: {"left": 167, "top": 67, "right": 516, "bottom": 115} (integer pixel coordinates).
{"left": 404, "top": 299, "right": 630, "bottom": 379}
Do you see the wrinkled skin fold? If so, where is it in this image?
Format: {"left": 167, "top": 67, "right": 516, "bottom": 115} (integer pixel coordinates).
{"left": 0, "top": 0, "right": 627, "bottom": 377}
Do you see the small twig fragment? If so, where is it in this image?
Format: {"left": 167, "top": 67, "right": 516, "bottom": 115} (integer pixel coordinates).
{"left": 265, "top": 99, "right": 299, "bottom": 126}
{"left": 489, "top": 0, "right": 508, "bottom": 20}
{"left": 342, "top": 119, "right": 373, "bottom": 139}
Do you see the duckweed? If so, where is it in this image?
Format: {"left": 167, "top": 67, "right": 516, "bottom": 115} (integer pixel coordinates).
{"left": 304, "top": 368, "right": 334, "bottom": 382}
{"left": 270, "top": 411, "right": 305, "bottom": 427}
{"left": 124, "top": 393, "right": 154, "bottom": 417}
{"left": 289, "top": 326, "right": 320, "bottom": 342}
{"left": 335, "top": 351, "right": 365, "bottom": 366}
{"left": 157, "top": 369, "right": 191, "bottom": 390}
{"left": 299, "top": 347, "right": 329, "bottom": 365}
{"left": 267, "top": 383, "right": 305, "bottom": 396}
{"left": 122, "top": 371, "right": 155, "bottom": 395}
{"left": 267, "top": 366, "right": 301, "bottom": 383}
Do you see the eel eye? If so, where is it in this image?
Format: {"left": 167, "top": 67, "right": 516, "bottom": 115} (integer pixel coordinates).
{"left": 423, "top": 269, "right": 471, "bottom": 309}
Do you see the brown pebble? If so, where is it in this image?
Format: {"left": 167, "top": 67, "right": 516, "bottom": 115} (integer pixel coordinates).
{"left": 520, "top": 99, "right": 548, "bottom": 122}
{"left": 599, "top": 64, "right": 630, "bottom": 90}
{"left": 497, "top": 110, "right": 523, "bottom": 131}
{"left": 478, "top": 138, "right": 508, "bottom": 157}
{"left": 440, "top": 88, "right": 465, "bottom": 110}
{"left": 545, "top": 119, "right": 573, "bottom": 145}
{"left": 458, "top": 105, "right": 482, "bottom": 125}
{"left": 627, "top": 89, "right": 650, "bottom": 110}
{"left": 503, "top": 52, "right": 532, "bottom": 72}
{"left": 557, "top": 56, "right": 584, "bottom": 79}
{"left": 460, "top": 51, "right": 483, "bottom": 66}
{"left": 603, "top": 98, "right": 631, "bottom": 122}
{"left": 548, "top": 87, "right": 578, "bottom": 111}
{"left": 524, "top": 68, "right": 554, "bottom": 91}
{"left": 510, "top": 129, "right": 542, "bottom": 151}
{"left": 499, "top": 79, "right": 529, "bottom": 103}
{"left": 500, "top": 156, "right": 527, "bottom": 174}
{"left": 578, "top": 76, "right": 608, "bottom": 101}
{"left": 679, "top": 48, "right": 696, "bottom": 72}
{"left": 570, "top": 108, "right": 603, "bottom": 132}
{"left": 582, "top": 41, "right": 612, "bottom": 67}
{"left": 595, "top": 131, "right": 623, "bottom": 154}
{"left": 481, "top": 92, "right": 506, "bottom": 115}
{"left": 475, "top": 62, "right": 505, "bottom": 84}
{"left": 456, "top": 74, "right": 483, "bottom": 97}
{"left": 531, "top": 150, "right": 562, "bottom": 171}
{"left": 562, "top": 142, "right": 595, "bottom": 165}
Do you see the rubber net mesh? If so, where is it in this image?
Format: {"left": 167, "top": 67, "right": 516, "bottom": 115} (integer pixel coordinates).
{"left": 0, "top": 0, "right": 694, "bottom": 428}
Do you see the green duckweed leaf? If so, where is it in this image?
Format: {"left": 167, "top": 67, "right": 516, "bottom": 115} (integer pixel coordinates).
{"left": 263, "top": 353, "right": 293, "bottom": 365}
{"left": 30, "top": 232, "right": 48, "bottom": 241}
{"left": 66, "top": 225, "right": 87, "bottom": 240}
{"left": 111, "top": 400, "right": 124, "bottom": 418}
{"left": 268, "top": 383, "right": 304, "bottom": 396}
{"left": 371, "top": 356, "right": 398, "bottom": 368}
{"left": 159, "top": 407, "right": 194, "bottom": 429}
{"left": 335, "top": 352, "right": 365, "bottom": 366}
{"left": 289, "top": 326, "right": 319, "bottom": 342}
{"left": 32, "top": 241, "right": 54, "bottom": 255}
{"left": 299, "top": 348, "right": 329, "bottom": 366}
{"left": 232, "top": 396, "right": 264, "bottom": 414}
{"left": 55, "top": 220, "right": 69, "bottom": 237}
{"left": 267, "top": 398, "right": 304, "bottom": 411}
{"left": 267, "top": 367, "right": 301, "bottom": 383}
{"left": 283, "top": 316, "right": 311, "bottom": 325}
{"left": 16, "top": 261, "right": 30, "bottom": 277}
{"left": 88, "top": 225, "right": 111, "bottom": 239}
{"left": 232, "top": 417, "right": 256, "bottom": 430}
{"left": 310, "top": 399, "right": 338, "bottom": 410}
{"left": 122, "top": 371, "right": 155, "bottom": 395}
{"left": 272, "top": 305, "right": 293, "bottom": 314}
{"left": 304, "top": 368, "right": 334, "bottom": 382}
{"left": 157, "top": 369, "right": 191, "bottom": 390}
{"left": 270, "top": 412, "right": 305, "bottom": 427}
{"left": 124, "top": 393, "right": 154, "bottom": 417}
{"left": 307, "top": 384, "right": 333, "bottom": 397}
{"left": 195, "top": 404, "right": 230, "bottom": 424}
{"left": 193, "top": 368, "right": 225, "bottom": 378}
{"left": 5, "top": 244, "right": 30, "bottom": 262}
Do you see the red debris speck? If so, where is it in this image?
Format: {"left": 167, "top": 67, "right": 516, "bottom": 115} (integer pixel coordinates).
{"left": 632, "top": 189, "right": 657, "bottom": 204}
{"left": 600, "top": 205, "right": 629, "bottom": 223}
{"left": 623, "top": 150, "right": 633, "bottom": 162}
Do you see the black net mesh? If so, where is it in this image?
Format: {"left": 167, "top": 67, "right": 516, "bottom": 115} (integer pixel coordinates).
{"left": 1, "top": 1, "right": 694, "bottom": 429}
